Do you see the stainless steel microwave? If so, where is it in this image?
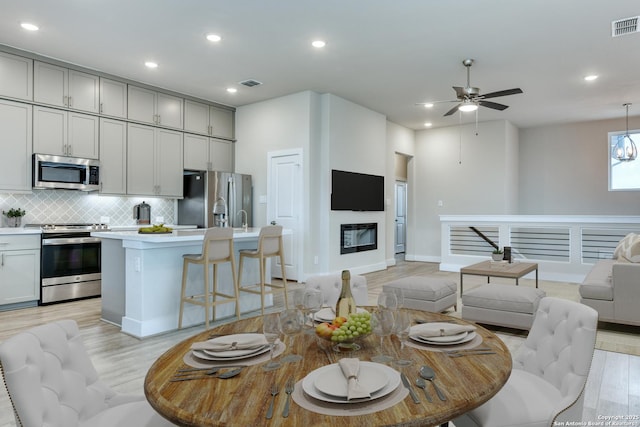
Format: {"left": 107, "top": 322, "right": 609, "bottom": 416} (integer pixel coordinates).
{"left": 33, "top": 154, "right": 100, "bottom": 191}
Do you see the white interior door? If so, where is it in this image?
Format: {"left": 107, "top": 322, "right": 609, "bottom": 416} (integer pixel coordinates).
{"left": 267, "top": 149, "right": 302, "bottom": 281}
{"left": 395, "top": 181, "right": 407, "bottom": 254}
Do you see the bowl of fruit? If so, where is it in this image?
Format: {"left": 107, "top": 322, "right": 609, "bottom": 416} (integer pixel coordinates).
{"left": 315, "top": 310, "right": 372, "bottom": 352}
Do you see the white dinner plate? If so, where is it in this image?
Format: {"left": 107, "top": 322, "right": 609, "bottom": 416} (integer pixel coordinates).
{"left": 313, "top": 362, "right": 389, "bottom": 398}
{"left": 302, "top": 362, "right": 400, "bottom": 404}
{"left": 314, "top": 307, "right": 367, "bottom": 322}
{"left": 192, "top": 344, "right": 271, "bottom": 361}
{"left": 410, "top": 331, "right": 477, "bottom": 346}
{"left": 199, "top": 333, "right": 268, "bottom": 358}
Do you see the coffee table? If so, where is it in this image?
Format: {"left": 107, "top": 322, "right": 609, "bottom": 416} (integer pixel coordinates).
{"left": 460, "top": 260, "right": 538, "bottom": 295}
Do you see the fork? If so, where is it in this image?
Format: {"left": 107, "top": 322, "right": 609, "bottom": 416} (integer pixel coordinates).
{"left": 282, "top": 377, "right": 295, "bottom": 417}
{"left": 266, "top": 383, "right": 279, "bottom": 419}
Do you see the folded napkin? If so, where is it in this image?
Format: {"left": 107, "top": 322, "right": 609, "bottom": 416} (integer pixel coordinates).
{"left": 191, "top": 334, "right": 268, "bottom": 352}
{"left": 410, "top": 323, "right": 476, "bottom": 339}
{"left": 338, "top": 358, "right": 371, "bottom": 400}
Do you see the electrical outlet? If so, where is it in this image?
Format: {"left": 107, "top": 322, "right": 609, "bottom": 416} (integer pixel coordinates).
{"left": 100, "top": 216, "right": 110, "bottom": 224}
{"left": 155, "top": 216, "right": 164, "bottom": 223}
{"left": 134, "top": 257, "right": 141, "bottom": 272}
{"left": 314, "top": 256, "right": 319, "bottom": 265}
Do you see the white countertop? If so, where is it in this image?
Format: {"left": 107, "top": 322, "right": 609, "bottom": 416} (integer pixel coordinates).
{"left": 92, "top": 227, "right": 262, "bottom": 243}
{"left": 0, "top": 227, "right": 42, "bottom": 235}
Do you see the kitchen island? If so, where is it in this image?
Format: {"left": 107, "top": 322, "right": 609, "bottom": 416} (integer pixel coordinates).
{"left": 92, "top": 228, "right": 280, "bottom": 338}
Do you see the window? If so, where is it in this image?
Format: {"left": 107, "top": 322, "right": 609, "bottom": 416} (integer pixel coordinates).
{"left": 608, "top": 130, "right": 640, "bottom": 190}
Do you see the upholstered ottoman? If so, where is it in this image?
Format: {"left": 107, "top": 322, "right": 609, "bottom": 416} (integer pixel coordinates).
{"left": 382, "top": 276, "right": 458, "bottom": 312}
{"left": 461, "top": 284, "right": 546, "bottom": 330}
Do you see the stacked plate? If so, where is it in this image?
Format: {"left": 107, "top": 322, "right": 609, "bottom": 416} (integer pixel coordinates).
{"left": 301, "top": 361, "right": 401, "bottom": 404}
{"left": 409, "top": 323, "right": 477, "bottom": 346}
{"left": 314, "top": 307, "right": 368, "bottom": 323}
{"left": 191, "top": 333, "right": 271, "bottom": 362}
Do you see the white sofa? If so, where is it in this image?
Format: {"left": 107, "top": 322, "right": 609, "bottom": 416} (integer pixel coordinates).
{"left": 579, "top": 233, "right": 640, "bottom": 327}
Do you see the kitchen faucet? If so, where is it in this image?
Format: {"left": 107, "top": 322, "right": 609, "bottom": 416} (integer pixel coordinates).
{"left": 238, "top": 210, "right": 248, "bottom": 231}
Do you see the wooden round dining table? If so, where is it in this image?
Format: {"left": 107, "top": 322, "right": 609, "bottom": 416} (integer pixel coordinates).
{"left": 144, "top": 308, "right": 512, "bottom": 426}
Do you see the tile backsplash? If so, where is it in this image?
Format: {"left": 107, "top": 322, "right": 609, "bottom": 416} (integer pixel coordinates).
{"left": 0, "top": 191, "right": 175, "bottom": 226}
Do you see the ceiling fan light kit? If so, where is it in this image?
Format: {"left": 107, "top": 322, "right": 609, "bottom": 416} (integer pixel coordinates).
{"left": 612, "top": 103, "right": 637, "bottom": 162}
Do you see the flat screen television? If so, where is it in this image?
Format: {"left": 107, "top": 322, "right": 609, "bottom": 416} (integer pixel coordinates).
{"left": 331, "top": 169, "right": 384, "bottom": 211}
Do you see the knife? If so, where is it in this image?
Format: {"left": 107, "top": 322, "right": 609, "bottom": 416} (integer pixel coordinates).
{"left": 400, "top": 373, "right": 420, "bottom": 404}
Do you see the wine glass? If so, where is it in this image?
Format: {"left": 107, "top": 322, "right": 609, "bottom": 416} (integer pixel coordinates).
{"left": 262, "top": 313, "right": 282, "bottom": 371}
{"left": 371, "top": 308, "right": 395, "bottom": 363}
{"left": 393, "top": 310, "right": 413, "bottom": 366}
{"left": 279, "top": 309, "right": 304, "bottom": 363}
{"left": 377, "top": 290, "right": 399, "bottom": 311}
{"left": 392, "top": 288, "right": 405, "bottom": 310}
{"left": 303, "top": 288, "right": 324, "bottom": 331}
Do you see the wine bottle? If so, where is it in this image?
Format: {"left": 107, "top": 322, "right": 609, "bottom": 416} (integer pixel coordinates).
{"left": 335, "top": 270, "right": 357, "bottom": 317}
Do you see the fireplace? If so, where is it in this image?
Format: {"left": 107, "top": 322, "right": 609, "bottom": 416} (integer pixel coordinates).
{"left": 341, "top": 223, "right": 378, "bottom": 254}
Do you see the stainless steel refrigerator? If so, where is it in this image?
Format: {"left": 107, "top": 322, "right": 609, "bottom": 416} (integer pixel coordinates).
{"left": 178, "top": 171, "right": 253, "bottom": 228}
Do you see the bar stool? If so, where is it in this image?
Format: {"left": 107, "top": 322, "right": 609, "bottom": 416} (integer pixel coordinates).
{"left": 178, "top": 227, "right": 240, "bottom": 329}
{"left": 238, "top": 225, "right": 288, "bottom": 315}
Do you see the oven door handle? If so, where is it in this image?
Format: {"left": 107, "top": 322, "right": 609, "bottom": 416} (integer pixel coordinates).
{"left": 42, "top": 237, "right": 102, "bottom": 246}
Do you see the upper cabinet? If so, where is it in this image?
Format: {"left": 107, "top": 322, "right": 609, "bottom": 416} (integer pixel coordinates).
{"left": 0, "top": 100, "right": 32, "bottom": 192}
{"left": 99, "top": 78, "right": 127, "bottom": 118}
{"left": 33, "top": 106, "right": 99, "bottom": 159}
{"left": 128, "top": 85, "right": 183, "bottom": 129}
{"left": 34, "top": 61, "right": 100, "bottom": 113}
{"left": 99, "top": 118, "right": 127, "bottom": 195}
{"left": 184, "top": 134, "right": 233, "bottom": 172}
{"left": 0, "top": 52, "right": 33, "bottom": 101}
{"left": 184, "top": 100, "right": 234, "bottom": 139}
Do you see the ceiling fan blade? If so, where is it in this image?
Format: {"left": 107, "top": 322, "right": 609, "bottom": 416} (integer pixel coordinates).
{"left": 452, "top": 86, "right": 465, "bottom": 98}
{"left": 444, "top": 104, "right": 461, "bottom": 116}
{"left": 480, "top": 88, "right": 523, "bottom": 99}
{"left": 415, "top": 99, "right": 458, "bottom": 106}
{"left": 479, "top": 100, "right": 509, "bottom": 111}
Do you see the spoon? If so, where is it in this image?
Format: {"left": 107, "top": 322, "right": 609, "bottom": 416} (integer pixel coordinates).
{"left": 414, "top": 377, "right": 433, "bottom": 402}
{"left": 170, "top": 367, "right": 243, "bottom": 381}
{"left": 419, "top": 365, "right": 447, "bottom": 401}
{"left": 217, "top": 367, "right": 243, "bottom": 379}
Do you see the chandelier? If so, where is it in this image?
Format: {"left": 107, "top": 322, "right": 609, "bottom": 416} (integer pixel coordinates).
{"left": 612, "top": 103, "right": 637, "bottom": 162}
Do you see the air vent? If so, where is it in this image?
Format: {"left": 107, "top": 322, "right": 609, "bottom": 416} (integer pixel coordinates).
{"left": 239, "top": 79, "right": 262, "bottom": 87}
{"left": 612, "top": 16, "right": 639, "bottom": 37}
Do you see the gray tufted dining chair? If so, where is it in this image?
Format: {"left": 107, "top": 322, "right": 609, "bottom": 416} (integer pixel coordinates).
{"left": 453, "top": 297, "right": 598, "bottom": 427}
{"left": 0, "top": 319, "right": 175, "bottom": 427}
{"left": 305, "top": 273, "right": 369, "bottom": 307}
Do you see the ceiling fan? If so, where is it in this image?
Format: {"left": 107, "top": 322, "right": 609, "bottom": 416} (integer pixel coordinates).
{"left": 418, "top": 59, "right": 523, "bottom": 116}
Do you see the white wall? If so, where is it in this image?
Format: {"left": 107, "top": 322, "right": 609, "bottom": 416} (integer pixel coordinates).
{"left": 385, "top": 121, "right": 415, "bottom": 264}
{"left": 324, "top": 94, "right": 388, "bottom": 274}
{"left": 411, "top": 120, "right": 518, "bottom": 261}
{"left": 519, "top": 116, "right": 640, "bottom": 214}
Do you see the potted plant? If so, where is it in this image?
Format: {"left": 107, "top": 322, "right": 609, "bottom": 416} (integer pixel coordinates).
{"left": 3, "top": 208, "right": 26, "bottom": 227}
{"left": 491, "top": 248, "right": 504, "bottom": 261}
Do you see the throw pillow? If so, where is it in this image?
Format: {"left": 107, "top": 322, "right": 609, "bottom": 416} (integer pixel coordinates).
{"left": 613, "top": 233, "right": 637, "bottom": 261}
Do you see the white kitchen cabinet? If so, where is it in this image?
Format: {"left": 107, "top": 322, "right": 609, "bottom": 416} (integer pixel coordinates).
{"left": 99, "top": 78, "right": 127, "bottom": 118}
{"left": 0, "top": 235, "right": 40, "bottom": 306}
{"left": 184, "top": 99, "right": 234, "bottom": 139}
{"left": 99, "top": 118, "right": 127, "bottom": 195}
{"left": 128, "top": 85, "right": 183, "bottom": 129}
{"left": 33, "top": 106, "right": 99, "bottom": 159}
{"left": 0, "top": 100, "right": 32, "bottom": 192}
{"left": 34, "top": 61, "right": 100, "bottom": 113}
{"left": 184, "top": 134, "right": 233, "bottom": 172}
{"left": 127, "top": 123, "right": 183, "bottom": 197}
{"left": 0, "top": 52, "right": 33, "bottom": 101}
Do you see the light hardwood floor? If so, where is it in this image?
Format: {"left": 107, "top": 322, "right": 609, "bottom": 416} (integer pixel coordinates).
{"left": 1, "top": 259, "right": 639, "bottom": 426}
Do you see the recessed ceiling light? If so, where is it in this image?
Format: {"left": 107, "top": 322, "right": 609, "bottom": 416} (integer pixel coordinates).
{"left": 423, "top": 103, "right": 434, "bottom": 108}
{"left": 226, "top": 87, "right": 237, "bottom": 93}
{"left": 584, "top": 75, "right": 599, "bottom": 81}
{"left": 311, "top": 40, "right": 326, "bottom": 48}
{"left": 20, "top": 22, "right": 39, "bottom": 31}
{"left": 144, "top": 61, "right": 158, "bottom": 69}
{"left": 206, "top": 34, "right": 222, "bottom": 42}
{"left": 424, "top": 122, "right": 433, "bottom": 127}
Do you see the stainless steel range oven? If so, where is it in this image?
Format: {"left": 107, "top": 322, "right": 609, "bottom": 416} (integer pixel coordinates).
{"left": 27, "top": 224, "right": 110, "bottom": 304}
